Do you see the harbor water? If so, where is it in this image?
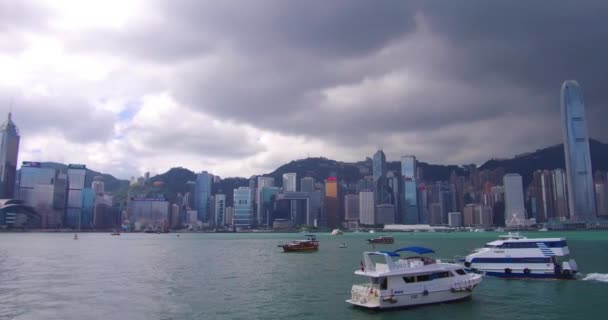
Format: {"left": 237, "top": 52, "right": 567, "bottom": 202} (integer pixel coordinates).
{"left": 0, "top": 231, "right": 607, "bottom": 320}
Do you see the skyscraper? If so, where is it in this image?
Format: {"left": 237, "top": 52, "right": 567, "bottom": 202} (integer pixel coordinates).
{"left": 551, "top": 169, "right": 569, "bottom": 220}
{"left": 561, "top": 80, "right": 597, "bottom": 221}
{"left": 344, "top": 194, "right": 359, "bottom": 221}
{"left": 195, "top": 171, "right": 213, "bottom": 222}
{"left": 214, "top": 194, "right": 226, "bottom": 227}
{"left": 504, "top": 173, "right": 525, "bottom": 226}
{"left": 66, "top": 164, "right": 86, "bottom": 229}
{"left": 0, "top": 112, "right": 19, "bottom": 199}
{"left": 401, "top": 155, "right": 419, "bottom": 224}
{"left": 233, "top": 187, "right": 252, "bottom": 228}
{"left": 256, "top": 176, "right": 274, "bottom": 226}
{"left": 324, "top": 177, "right": 339, "bottom": 228}
{"left": 373, "top": 150, "right": 390, "bottom": 205}
{"left": 282, "top": 173, "right": 297, "bottom": 192}
{"left": 359, "top": 191, "right": 375, "bottom": 225}
{"left": 300, "top": 177, "right": 315, "bottom": 193}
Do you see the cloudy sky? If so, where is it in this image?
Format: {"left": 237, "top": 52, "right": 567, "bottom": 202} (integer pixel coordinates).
{"left": 1, "top": 0, "right": 607, "bottom": 179}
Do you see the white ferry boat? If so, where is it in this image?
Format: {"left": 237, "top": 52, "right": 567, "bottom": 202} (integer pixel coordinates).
{"left": 347, "top": 247, "right": 482, "bottom": 310}
{"left": 464, "top": 233, "right": 578, "bottom": 279}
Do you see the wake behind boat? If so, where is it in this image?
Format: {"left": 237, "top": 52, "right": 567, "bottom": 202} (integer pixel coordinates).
{"left": 278, "top": 234, "right": 319, "bottom": 252}
{"left": 464, "top": 232, "right": 578, "bottom": 279}
{"left": 347, "top": 246, "right": 482, "bottom": 310}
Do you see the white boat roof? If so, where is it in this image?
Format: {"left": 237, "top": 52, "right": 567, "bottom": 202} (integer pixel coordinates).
{"left": 487, "top": 237, "right": 567, "bottom": 246}
{"left": 355, "top": 251, "right": 463, "bottom": 277}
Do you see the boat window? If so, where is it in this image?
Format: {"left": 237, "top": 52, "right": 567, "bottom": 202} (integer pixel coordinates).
{"left": 403, "top": 276, "right": 416, "bottom": 283}
{"left": 416, "top": 274, "right": 430, "bottom": 282}
{"left": 380, "top": 277, "right": 388, "bottom": 290}
{"left": 371, "top": 277, "right": 380, "bottom": 285}
{"left": 431, "top": 271, "right": 451, "bottom": 279}
{"left": 484, "top": 244, "right": 497, "bottom": 248}
{"left": 501, "top": 241, "right": 567, "bottom": 249}
{"left": 455, "top": 269, "right": 467, "bottom": 275}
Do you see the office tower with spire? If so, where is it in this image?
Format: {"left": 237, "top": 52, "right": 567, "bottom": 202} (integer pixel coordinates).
{"left": 561, "top": 80, "right": 597, "bottom": 221}
{"left": 0, "top": 112, "right": 20, "bottom": 199}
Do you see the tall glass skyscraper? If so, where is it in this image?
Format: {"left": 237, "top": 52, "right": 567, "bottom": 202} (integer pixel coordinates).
{"left": 561, "top": 80, "right": 596, "bottom": 221}
{"left": 66, "top": 164, "right": 86, "bottom": 228}
{"left": 401, "top": 155, "right": 419, "bottom": 224}
{"left": 196, "top": 171, "right": 213, "bottom": 222}
{"left": 282, "top": 173, "right": 297, "bottom": 192}
{"left": 373, "top": 150, "right": 390, "bottom": 205}
{"left": 233, "top": 187, "right": 252, "bottom": 228}
{"left": 0, "top": 113, "right": 19, "bottom": 199}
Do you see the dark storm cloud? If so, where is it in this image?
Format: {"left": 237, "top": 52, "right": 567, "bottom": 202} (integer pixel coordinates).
{"left": 105, "top": 0, "right": 605, "bottom": 162}
{"left": 6, "top": 0, "right": 608, "bottom": 172}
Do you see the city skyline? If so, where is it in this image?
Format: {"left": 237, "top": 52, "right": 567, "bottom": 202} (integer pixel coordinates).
{"left": 2, "top": 1, "right": 608, "bottom": 179}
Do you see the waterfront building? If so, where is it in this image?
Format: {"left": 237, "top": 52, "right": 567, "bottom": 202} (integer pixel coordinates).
{"left": 186, "top": 209, "right": 198, "bottom": 224}
{"left": 170, "top": 204, "right": 180, "bottom": 229}
{"left": 127, "top": 198, "right": 170, "bottom": 230}
{"left": 31, "top": 184, "right": 54, "bottom": 228}
{"left": 81, "top": 188, "right": 94, "bottom": 228}
{"left": 359, "top": 191, "right": 375, "bottom": 225}
{"left": 595, "top": 183, "right": 607, "bottom": 218}
{"left": 448, "top": 212, "right": 462, "bottom": 227}
{"left": 18, "top": 162, "right": 56, "bottom": 205}
{"left": 561, "top": 80, "right": 597, "bottom": 221}
{"left": 373, "top": 150, "right": 390, "bottom": 205}
{"left": 93, "top": 194, "right": 113, "bottom": 229}
{"left": 552, "top": 169, "right": 569, "bottom": 220}
{"left": 224, "top": 207, "right": 233, "bottom": 226}
{"left": 282, "top": 173, "right": 297, "bottom": 192}
{"left": 214, "top": 194, "right": 226, "bottom": 227}
{"left": 504, "top": 173, "right": 526, "bottom": 226}
{"left": 256, "top": 176, "right": 274, "bottom": 226}
{"left": 65, "top": 164, "right": 86, "bottom": 229}
{"left": 344, "top": 194, "right": 359, "bottom": 221}
{"left": 400, "top": 155, "right": 419, "bottom": 224}
{"left": 463, "top": 204, "right": 475, "bottom": 226}
{"left": 418, "top": 184, "right": 429, "bottom": 224}
{"left": 300, "top": 177, "right": 315, "bottom": 193}
{"left": 308, "top": 191, "right": 323, "bottom": 226}
{"left": 233, "top": 187, "right": 253, "bottom": 228}
{"left": 0, "top": 113, "right": 19, "bottom": 199}
{"left": 195, "top": 171, "right": 213, "bottom": 222}
{"left": 386, "top": 171, "right": 400, "bottom": 218}
{"left": 463, "top": 204, "right": 493, "bottom": 227}
{"left": 375, "top": 204, "right": 395, "bottom": 225}
{"left": 51, "top": 172, "right": 68, "bottom": 228}
{"left": 0, "top": 199, "right": 39, "bottom": 228}
{"left": 490, "top": 185, "right": 505, "bottom": 206}
{"left": 429, "top": 203, "right": 442, "bottom": 225}
{"left": 324, "top": 177, "right": 340, "bottom": 228}
{"left": 259, "top": 187, "right": 279, "bottom": 226}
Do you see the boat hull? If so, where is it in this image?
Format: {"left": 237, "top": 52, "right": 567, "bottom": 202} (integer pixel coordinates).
{"left": 346, "top": 289, "right": 474, "bottom": 310}
{"left": 280, "top": 246, "right": 318, "bottom": 252}
{"left": 481, "top": 270, "right": 576, "bottom": 280}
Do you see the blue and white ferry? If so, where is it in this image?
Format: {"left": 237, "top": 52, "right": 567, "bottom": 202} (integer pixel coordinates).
{"left": 464, "top": 233, "right": 578, "bottom": 279}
